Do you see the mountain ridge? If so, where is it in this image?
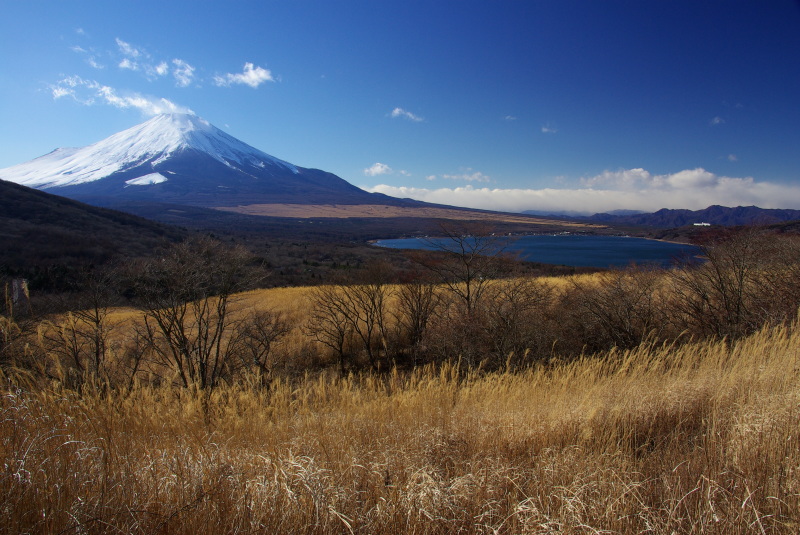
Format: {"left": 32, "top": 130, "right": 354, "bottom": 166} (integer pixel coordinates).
{"left": 0, "top": 113, "right": 394, "bottom": 207}
{"left": 0, "top": 178, "right": 186, "bottom": 288}
{"left": 531, "top": 205, "right": 800, "bottom": 228}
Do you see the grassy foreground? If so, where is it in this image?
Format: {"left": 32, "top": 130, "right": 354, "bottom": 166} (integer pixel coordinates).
{"left": 3, "top": 321, "right": 799, "bottom": 534}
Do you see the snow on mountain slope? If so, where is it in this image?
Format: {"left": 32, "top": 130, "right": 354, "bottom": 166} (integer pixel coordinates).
{"left": 0, "top": 113, "right": 297, "bottom": 189}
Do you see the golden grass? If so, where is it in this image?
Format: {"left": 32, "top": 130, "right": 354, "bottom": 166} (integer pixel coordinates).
{"left": 3, "top": 320, "right": 799, "bottom": 533}
{"left": 214, "top": 203, "right": 602, "bottom": 228}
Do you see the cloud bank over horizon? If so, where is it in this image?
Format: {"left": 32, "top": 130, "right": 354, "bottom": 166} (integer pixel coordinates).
{"left": 367, "top": 168, "right": 800, "bottom": 214}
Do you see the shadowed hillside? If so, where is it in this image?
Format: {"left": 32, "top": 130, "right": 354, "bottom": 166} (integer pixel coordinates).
{"left": 0, "top": 179, "right": 186, "bottom": 288}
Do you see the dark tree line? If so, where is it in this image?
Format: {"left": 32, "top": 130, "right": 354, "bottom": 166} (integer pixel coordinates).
{"left": 306, "top": 226, "right": 800, "bottom": 372}
{"left": 3, "top": 226, "right": 800, "bottom": 390}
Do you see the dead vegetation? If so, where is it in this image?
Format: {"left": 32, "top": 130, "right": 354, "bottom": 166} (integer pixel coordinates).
{"left": 2, "top": 322, "right": 799, "bottom": 533}
{"left": 2, "top": 227, "right": 800, "bottom": 532}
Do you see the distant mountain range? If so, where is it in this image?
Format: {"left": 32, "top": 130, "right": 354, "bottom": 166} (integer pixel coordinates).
{"left": 8, "top": 114, "right": 797, "bottom": 240}
{"left": 525, "top": 205, "right": 800, "bottom": 228}
{"left": 0, "top": 113, "right": 404, "bottom": 208}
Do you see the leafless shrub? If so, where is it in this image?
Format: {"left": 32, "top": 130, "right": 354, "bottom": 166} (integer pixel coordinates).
{"left": 393, "top": 275, "right": 442, "bottom": 366}
{"left": 562, "top": 267, "right": 671, "bottom": 354}
{"left": 238, "top": 309, "right": 291, "bottom": 381}
{"left": 129, "top": 237, "right": 261, "bottom": 390}
{"left": 412, "top": 222, "right": 510, "bottom": 314}
{"left": 668, "top": 229, "right": 800, "bottom": 340}
{"left": 305, "top": 263, "right": 394, "bottom": 372}
{"left": 481, "top": 275, "right": 556, "bottom": 367}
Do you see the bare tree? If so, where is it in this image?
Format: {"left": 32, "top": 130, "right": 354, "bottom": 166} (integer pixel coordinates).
{"left": 130, "top": 237, "right": 256, "bottom": 390}
{"left": 482, "top": 276, "right": 555, "bottom": 365}
{"left": 238, "top": 309, "right": 291, "bottom": 380}
{"left": 394, "top": 276, "right": 441, "bottom": 365}
{"left": 669, "top": 230, "right": 800, "bottom": 340}
{"left": 35, "top": 266, "right": 121, "bottom": 386}
{"left": 412, "top": 222, "right": 509, "bottom": 314}
{"left": 306, "top": 284, "right": 353, "bottom": 373}
{"left": 305, "top": 262, "right": 394, "bottom": 371}
{"left": 668, "top": 230, "right": 765, "bottom": 340}
{"left": 567, "top": 267, "right": 668, "bottom": 352}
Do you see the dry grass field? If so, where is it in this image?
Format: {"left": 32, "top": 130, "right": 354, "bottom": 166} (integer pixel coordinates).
{"left": 214, "top": 202, "right": 601, "bottom": 228}
{"left": 4, "top": 231, "right": 800, "bottom": 533}
{"left": 3, "top": 318, "right": 799, "bottom": 533}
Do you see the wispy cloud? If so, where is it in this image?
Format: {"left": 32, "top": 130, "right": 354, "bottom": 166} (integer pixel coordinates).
{"left": 111, "top": 37, "right": 195, "bottom": 85}
{"left": 172, "top": 59, "right": 195, "bottom": 87}
{"left": 728, "top": 154, "right": 738, "bottom": 162}
{"left": 116, "top": 38, "right": 142, "bottom": 58}
{"left": 119, "top": 58, "right": 138, "bottom": 71}
{"left": 710, "top": 116, "right": 725, "bottom": 126}
{"left": 504, "top": 115, "right": 517, "bottom": 121}
{"left": 50, "top": 76, "right": 192, "bottom": 116}
{"left": 440, "top": 169, "right": 491, "bottom": 183}
{"left": 214, "top": 63, "right": 275, "bottom": 88}
{"left": 541, "top": 124, "right": 557, "bottom": 134}
{"left": 68, "top": 36, "right": 276, "bottom": 91}
{"left": 364, "top": 162, "right": 393, "bottom": 176}
{"left": 363, "top": 162, "right": 411, "bottom": 177}
{"left": 367, "top": 167, "right": 800, "bottom": 214}
{"left": 70, "top": 44, "right": 105, "bottom": 69}
{"left": 154, "top": 62, "right": 169, "bottom": 76}
{"left": 390, "top": 107, "right": 424, "bottom": 122}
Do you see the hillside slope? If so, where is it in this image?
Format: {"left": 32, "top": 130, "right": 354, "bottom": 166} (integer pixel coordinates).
{"left": 0, "top": 179, "right": 185, "bottom": 286}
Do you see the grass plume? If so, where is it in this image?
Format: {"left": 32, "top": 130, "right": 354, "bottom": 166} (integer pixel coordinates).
{"left": 3, "top": 320, "right": 799, "bottom": 533}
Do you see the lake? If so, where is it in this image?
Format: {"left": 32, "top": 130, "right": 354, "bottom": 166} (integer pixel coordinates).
{"left": 373, "top": 235, "right": 701, "bottom": 268}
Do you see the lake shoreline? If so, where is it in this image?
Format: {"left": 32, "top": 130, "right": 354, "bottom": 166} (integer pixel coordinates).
{"left": 372, "top": 234, "right": 701, "bottom": 269}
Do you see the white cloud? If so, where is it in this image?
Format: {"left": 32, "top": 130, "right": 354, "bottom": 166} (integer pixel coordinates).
{"left": 113, "top": 38, "right": 193, "bottom": 86}
{"left": 391, "top": 107, "right": 424, "bottom": 122}
{"left": 710, "top": 116, "right": 725, "bottom": 126}
{"left": 70, "top": 44, "right": 105, "bottom": 69}
{"left": 504, "top": 115, "right": 517, "bottom": 121}
{"left": 581, "top": 167, "right": 721, "bottom": 190}
{"left": 51, "top": 86, "right": 74, "bottom": 99}
{"left": 95, "top": 85, "right": 190, "bottom": 115}
{"left": 441, "top": 170, "right": 491, "bottom": 183}
{"left": 172, "top": 59, "right": 195, "bottom": 87}
{"left": 541, "top": 124, "right": 557, "bottom": 134}
{"left": 119, "top": 58, "right": 138, "bottom": 71}
{"left": 364, "top": 162, "right": 393, "bottom": 176}
{"left": 366, "top": 167, "right": 800, "bottom": 214}
{"left": 214, "top": 62, "right": 275, "bottom": 88}
{"left": 50, "top": 76, "right": 192, "bottom": 116}
{"left": 115, "top": 38, "right": 142, "bottom": 58}
{"left": 728, "top": 154, "right": 738, "bottom": 162}
{"left": 154, "top": 62, "right": 169, "bottom": 77}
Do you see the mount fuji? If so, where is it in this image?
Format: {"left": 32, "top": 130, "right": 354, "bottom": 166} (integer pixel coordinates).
{"left": 0, "top": 113, "right": 393, "bottom": 208}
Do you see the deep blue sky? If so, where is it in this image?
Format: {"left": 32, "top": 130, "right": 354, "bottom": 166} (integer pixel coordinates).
{"left": 2, "top": 1, "right": 799, "bottom": 213}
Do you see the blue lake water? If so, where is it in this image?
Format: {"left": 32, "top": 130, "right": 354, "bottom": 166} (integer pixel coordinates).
{"left": 374, "top": 235, "right": 701, "bottom": 268}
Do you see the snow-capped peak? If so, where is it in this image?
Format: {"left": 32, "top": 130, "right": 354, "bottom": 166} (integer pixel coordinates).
{"left": 0, "top": 113, "right": 297, "bottom": 189}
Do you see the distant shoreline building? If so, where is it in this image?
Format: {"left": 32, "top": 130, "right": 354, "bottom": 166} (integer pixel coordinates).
{"left": 693, "top": 222, "right": 711, "bottom": 227}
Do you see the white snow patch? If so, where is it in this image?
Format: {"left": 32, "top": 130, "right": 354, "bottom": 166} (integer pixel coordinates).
{"left": 0, "top": 113, "right": 299, "bottom": 188}
{"left": 125, "top": 173, "right": 168, "bottom": 186}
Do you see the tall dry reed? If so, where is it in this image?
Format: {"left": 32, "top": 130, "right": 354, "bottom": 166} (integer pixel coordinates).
{"left": 2, "top": 321, "right": 799, "bottom": 533}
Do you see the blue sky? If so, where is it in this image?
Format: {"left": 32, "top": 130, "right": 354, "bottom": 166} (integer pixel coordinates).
{"left": 1, "top": 0, "right": 799, "bottom": 214}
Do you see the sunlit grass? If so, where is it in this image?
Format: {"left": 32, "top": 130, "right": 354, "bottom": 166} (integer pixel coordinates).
{"left": 3, "top": 320, "right": 799, "bottom": 533}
